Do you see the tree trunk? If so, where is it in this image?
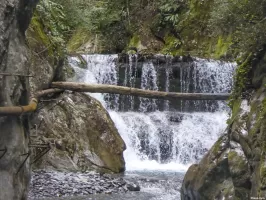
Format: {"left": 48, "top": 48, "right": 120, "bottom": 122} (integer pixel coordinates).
{"left": 0, "top": 82, "right": 230, "bottom": 116}
{"left": 51, "top": 82, "right": 230, "bottom": 101}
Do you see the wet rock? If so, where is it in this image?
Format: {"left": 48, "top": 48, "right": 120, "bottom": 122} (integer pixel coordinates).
{"left": 181, "top": 134, "right": 234, "bottom": 200}
{"left": 126, "top": 182, "right": 141, "bottom": 191}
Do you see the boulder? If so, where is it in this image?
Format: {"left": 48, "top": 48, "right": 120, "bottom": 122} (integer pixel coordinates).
{"left": 30, "top": 92, "right": 126, "bottom": 173}
{"left": 181, "top": 135, "right": 234, "bottom": 200}
{"left": 181, "top": 49, "right": 266, "bottom": 199}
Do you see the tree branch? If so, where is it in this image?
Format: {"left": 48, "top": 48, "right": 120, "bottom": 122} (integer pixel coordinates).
{"left": 51, "top": 82, "right": 230, "bottom": 101}
{"left": 0, "top": 82, "right": 230, "bottom": 116}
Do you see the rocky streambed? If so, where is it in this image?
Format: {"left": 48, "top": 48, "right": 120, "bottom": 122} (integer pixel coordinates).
{"left": 29, "top": 170, "right": 184, "bottom": 200}
{"left": 29, "top": 170, "right": 140, "bottom": 199}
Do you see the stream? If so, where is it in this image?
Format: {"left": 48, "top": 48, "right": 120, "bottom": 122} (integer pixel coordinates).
{"left": 29, "top": 54, "right": 235, "bottom": 200}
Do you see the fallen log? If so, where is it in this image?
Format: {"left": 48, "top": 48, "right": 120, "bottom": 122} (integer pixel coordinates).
{"left": 51, "top": 82, "right": 230, "bottom": 101}
{"left": 34, "top": 88, "right": 64, "bottom": 98}
{"left": 0, "top": 82, "right": 230, "bottom": 116}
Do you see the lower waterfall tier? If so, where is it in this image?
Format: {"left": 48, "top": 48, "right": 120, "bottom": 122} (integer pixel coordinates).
{"left": 109, "top": 110, "right": 228, "bottom": 171}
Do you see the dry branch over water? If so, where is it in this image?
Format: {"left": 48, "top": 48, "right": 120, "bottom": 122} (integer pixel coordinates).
{"left": 0, "top": 82, "right": 230, "bottom": 115}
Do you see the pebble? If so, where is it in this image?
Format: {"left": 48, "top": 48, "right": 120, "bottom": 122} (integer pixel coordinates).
{"left": 28, "top": 170, "right": 140, "bottom": 199}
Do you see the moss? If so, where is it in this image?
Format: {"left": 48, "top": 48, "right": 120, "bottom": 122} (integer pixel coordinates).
{"left": 222, "top": 186, "right": 235, "bottom": 199}
{"left": 27, "top": 13, "right": 53, "bottom": 57}
{"left": 127, "top": 33, "right": 162, "bottom": 54}
{"left": 260, "top": 163, "right": 266, "bottom": 188}
{"left": 212, "top": 136, "right": 224, "bottom": 156}
{"left": 249, "top": 98, "right": 266, "bottom": 136}
{"left": 161, "top": 35, "right": 181, "bottom": 55}
{"left": 27, "top": 7, "right": 66, "bottom": 65}
{"left": 228, "top": 151, "right": 237, "bottom": 161}
{"left": 129, "top": 35, "right": 140, "bottom": 46}
{"left": 228, "top": 53, "right": 253, "bottom": 105}
{"left": 227, "top": 99, "right": 241, "bottom": 125}
{"left": 67, "top": 28, "right": 91, "bottom": 53}
{"left": 260, "top": 165, "right": 266, "bottom": 177}
{"left": 214, "top": 35, "right": 232, "bottom": 59}
{"left": 171, "top": 0, "right": 221, "bottom": 58}
{"left": 228, "top": 151, "right": 247, "bottom": 174}
{"left": 128, "top": 34, "right": 142, "bottom": 51}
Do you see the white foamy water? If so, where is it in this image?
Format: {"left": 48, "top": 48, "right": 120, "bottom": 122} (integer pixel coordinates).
{"left": 139, "top": 62, "right": 158, "bottom": 112}
{"left": 181, "top": 58, "right": 236, "bottom": 111}
{"left": 69, "top": 54, "right": 235, "bottom": 172}
{"left": 109, "top": 111, "right": 228, "bottom": 171}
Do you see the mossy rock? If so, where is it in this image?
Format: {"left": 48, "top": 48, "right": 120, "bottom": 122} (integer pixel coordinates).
{"left": 228, "top": 147, "right": 250, "bottom": 199}
{"left": 67, "top": 28, "right": 92, "bottom": 53}
{"left": 31, "top": 92, "right": 126, "bottom": 173}
{"left": 181, "top": 135, "right": 234, "bottom": 200}
{"left": 161, "top": 35, "right": 182, "bottom": 56}
{"left": 27, "top": 13, "right": 54, "bottom": 62}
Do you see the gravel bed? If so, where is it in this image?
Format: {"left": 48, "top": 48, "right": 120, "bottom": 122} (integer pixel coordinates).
{"left": 29, "top": 170, "right": 140, "bottom": 199}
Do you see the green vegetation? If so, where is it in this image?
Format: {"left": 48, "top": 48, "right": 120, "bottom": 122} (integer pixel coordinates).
{"left": 212, "top": 137, "right": 223, "bottom": 156}
{"left": 27, "top": 0, "right": 266, "bottom": 59}
{"left": 161, "top": 35, "right": 182, "bottom": 55}
{"left": 211, "top": 0, "right": 266, "bottom": 103}
{"left": 228, "top": 151, "right": 247, "bottom": 176}
{"left": 210, "top": 0, "right": 266, "bottom": 53}
{"left": 27, "top": 0, "right": 70, "bottom": 64}
{"left": 27, "top": 0, "right": 266, "bottom": 99}
{"left": 66, "top": 28, "right": 91, "bottom": 53}
{"left": 228, "top": 53, "right": 253, "bottom": 106}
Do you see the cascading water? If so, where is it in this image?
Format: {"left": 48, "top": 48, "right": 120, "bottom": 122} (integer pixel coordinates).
{"left": 139, "top": 62, "right": 158, "bottom": 112}
{"left": 181, "top": 58, "right": 235, "bottom": 112}
{"left": 69, "top": 54, "right": 235, "bottom": 172}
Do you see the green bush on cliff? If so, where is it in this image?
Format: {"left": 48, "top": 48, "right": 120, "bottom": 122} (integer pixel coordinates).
{"left": 229, "top": 53, "right": 252, "bottom": 104}
{"left": 158, "top": 0, "right": 187, "bottom": 27}
{"left": 27, "top": 0, "right": 70, "bottom": 60}
{"left": 28, "top": 0, "right": 266, "bottom": 56}
{"left": 209, "top": 0, "right": 266, "bottom": 54}
{"left": 53, "top": 0, "right": 128, "bottom": 52}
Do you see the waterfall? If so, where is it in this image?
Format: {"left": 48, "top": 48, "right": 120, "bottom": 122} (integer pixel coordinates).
{"left": 181, "top": 58, "right": 235, "bottom": 112}
{"left": 69, "top": 54, "right": 236, "bottom": 172}
{"left": 139, "top": 62, "right": 158, "bottom": 112}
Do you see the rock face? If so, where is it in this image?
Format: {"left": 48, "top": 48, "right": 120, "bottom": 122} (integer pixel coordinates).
{"left": 0, "top": 0, "right": 38, "bottom": 199}
{"left": 181, "top": 51, "right": 266, "bottom": 199}
{"left": 30, "top": 92, "right": 126, "bottom": 173}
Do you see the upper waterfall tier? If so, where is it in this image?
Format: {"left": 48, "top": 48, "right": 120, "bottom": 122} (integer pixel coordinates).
{"left": 70, "top": 54, "right": 236, "bottom": 112}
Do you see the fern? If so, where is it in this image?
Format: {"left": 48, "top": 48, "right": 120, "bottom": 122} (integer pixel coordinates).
{"left": 158, "top": 0, "right": 186, "bottom": 27}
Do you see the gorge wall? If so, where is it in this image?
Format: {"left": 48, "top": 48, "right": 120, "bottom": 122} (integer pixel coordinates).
{"left": 0, "top": 0, "right": 38, "bottom": 199}
{"left": 181, "top": 48, "right": 266, "bottom": 199}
